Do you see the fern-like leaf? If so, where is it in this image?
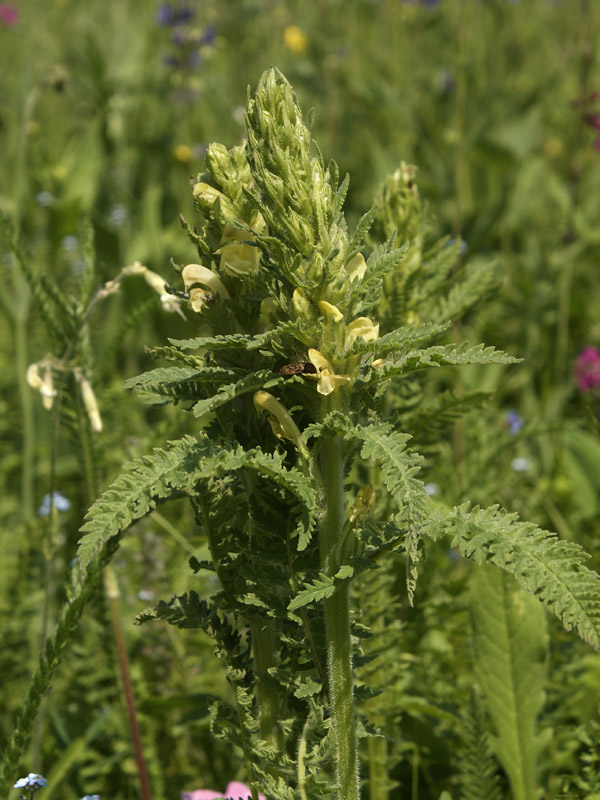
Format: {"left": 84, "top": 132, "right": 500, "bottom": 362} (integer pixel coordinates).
{"left": 425, "top": 503, "right": 600, "bottom": 651}
{"left": 369, "top": 342, "right": 519, "bottom": 384}
{"left": 78, "top": 437, "right": 318, "bottom": 567}
{"left": 470, "top": 565, "right": 549, "bottom": 800}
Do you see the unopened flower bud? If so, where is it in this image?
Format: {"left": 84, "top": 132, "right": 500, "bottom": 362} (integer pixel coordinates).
{"left": 76, "top": 370, "right": 102, "bottom": 433}
{"left": 348, "top": 484, "right": 375, "bottom": 523}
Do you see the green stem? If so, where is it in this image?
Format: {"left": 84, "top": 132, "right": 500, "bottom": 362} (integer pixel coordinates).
{"left": 319, "top": 418, "right": 360, "bottom": 800}
{"left": 249, "top": 617, "right": 281, "bottom": 749}
{"left": 104, "top": 567, "right": 153, "bottom": 800}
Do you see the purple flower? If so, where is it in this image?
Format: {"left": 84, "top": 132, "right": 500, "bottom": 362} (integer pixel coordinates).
{"left": 0, "top": 3, "right": 19, "bottom": 26}
{"left": 575, "top": 346, "right": 600, "bottom": 393}
{"left": 156, "top": 3, "right": 194, "bottom": 27}
{"left": 182, "top": 783, "right": 266, "bottom": 800}
{"left": 201, "top": 24, "right": 217, "bottom": 46}
{"left": 505, "top": 410, "right": 523, "bottom": 434}
{"left": 583, "top": 112, "right": 600, "bottom": 132}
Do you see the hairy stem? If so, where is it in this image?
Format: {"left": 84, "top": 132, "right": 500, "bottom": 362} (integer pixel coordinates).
{"left": 249, "top": 616, "right": 282, "bottom": 750}
{"left": 319, "top": 407, "right": 360, "bottom": 800}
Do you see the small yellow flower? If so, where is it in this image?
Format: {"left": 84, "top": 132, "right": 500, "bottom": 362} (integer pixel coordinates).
{"left": 345, "top": 317, "right": 379, "bottom": 348}
{"left": 254, "top": 390, "right": 309, "bottom": 457}
{"left": 217, "top": 223, "right": 260, "bottom": 274}
{"left": 317, "top": 300, "right": 344, "bottom": 322}
{"left": 181, "top": 264, "right": 231, "bottom": 312}
{"left": 346, "top": 253, "right": 367, "bottom": 282}
{"left": 283, "top": 25, "right": 308, "bottom": 54}
{"left": 307, "top": 348, "right": 350, "bottom": 396}
{"left": 27, "top": 363, "right": 57, "bottom": 410}
{"left": 75, "top": 369, "right": 102, "bottom": 433}
{"left": 173, "top": 144, "right": 193, "bottom": 163}
{"left": 544, "top": 137, "right": 563, "bottom": 159}
{"left": 192, "top": 182, "right": 236, "bottom": 218}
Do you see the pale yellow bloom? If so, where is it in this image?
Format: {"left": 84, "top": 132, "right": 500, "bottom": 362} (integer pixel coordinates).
{"left": 283, "top": 25, "right": 308, "bottom": 54}
{"left": 217, "top": 224, "right": 260, "bottom": 274}
{"left": 254, "top": 390, "right": 309, "bottom": 456}
{"left": 292, "top": 287, "right": 314, "bottom": 320}
{"left": 192, "top": 182, "right": 236, "bottom": 218}
{"left": 27, "top": 363, "right": 57, "bottom": 410}
{"left": 346, "top": 253, "right": 367, "bottom": 282}
{"left": 307, "top": 349, "right": 350, "bottom": 396}
{"left": 75, "top": 369, "right": 102, "bottom": 433}
{"left": 173, "top": 144, "right": 193, "bottom": 163}
{"left": 137, "top": 265, "right": 186, "bottom": 318}
{"left": 181, "top": 264, "right": 230, "bottom": 313}
{"left": 317, "top": 300, "right": 343, "bottom": 322}
{"left": 348, "top": 484, "right": 376, "bottom": 523}
{"left": 345, "top": 317, "right": 379, "bottom": 348}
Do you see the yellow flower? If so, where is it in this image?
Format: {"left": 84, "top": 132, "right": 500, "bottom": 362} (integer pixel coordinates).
{"left": 217, "top": 223, "right": 260, "bottom": 274}
{"left": 346, "top": 253, "right": 367, "bottom": 282}
{"left": 75, "top": 368, "right": 102, "bottom": 433}
{"left": 307, "top": 349, "right": 350, "bottom": 396}
{"left": 192, "top": 182, "right": 236, "bottom": 218}
{"left": 283, "top": 25, "right": 308, "bottom": 54}
{"left": 173, "top": 144, "right": 193, "bottom": 163}
{"left": 181, "top": 264, "right": 231, "bottom": 312}
{"left": 345, "top": 317, "right": 379, "bottom": 348}
{"left": 254, "top": 391, "right": 309, "bottom": 457}
{"left": 27, "top": 362, "right": 57, "bottom": 410}
{"left": 317, "top": 300, "right": 344, "bottom": 322}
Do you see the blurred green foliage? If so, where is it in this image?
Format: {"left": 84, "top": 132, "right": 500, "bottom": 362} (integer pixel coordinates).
{"left": 1, "top": 1, "right": 600, "bottom": 798}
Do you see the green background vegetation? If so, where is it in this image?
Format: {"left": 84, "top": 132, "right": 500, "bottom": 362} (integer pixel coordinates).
{"left": 2, "top": 1, "right": 600, "bottom": 798}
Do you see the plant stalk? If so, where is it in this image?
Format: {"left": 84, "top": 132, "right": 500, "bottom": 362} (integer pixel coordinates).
{"left": 319, "top": 418, "right": 360, "bottom": 800}
{"left": 104, "top": 566, "right": 153, "bottom": 800}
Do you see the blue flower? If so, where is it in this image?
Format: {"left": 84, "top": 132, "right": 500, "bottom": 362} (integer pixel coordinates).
{"left": 505, "top": 410, "right": 523, "bottom": 434}
{"left": 14, "top": 774, "right": 48, "bottom": 791}
{"left": 80, "top": 795, "right": 100, "bottom": 800}
{"left": 61, "top": 235, "right": 80, "bottom": 252}
{"left": 35, "top": 191, "right": 55, "bottom": 208}
{"left": 38, "top": 491, "right": 71, "bottom": 517}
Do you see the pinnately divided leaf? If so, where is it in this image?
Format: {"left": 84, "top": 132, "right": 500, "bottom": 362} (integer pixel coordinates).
{"left": 470, "top": 566, "right": 549, "bottom": 800}
{"left": 369, "top": 342, "right": 519, "bottom": 384}
{"left": 426, "top": 503, "right": 600, "bottom": 651}
{"left": 192, "top": 370, "right": 282, "bottom": 417}
{"left": 78, "top": 436, "right": 318, "bottom": 568}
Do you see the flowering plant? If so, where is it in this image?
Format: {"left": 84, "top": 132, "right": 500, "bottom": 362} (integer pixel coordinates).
{"left": 64, "top": 69, "right": 600, "bottom": 799}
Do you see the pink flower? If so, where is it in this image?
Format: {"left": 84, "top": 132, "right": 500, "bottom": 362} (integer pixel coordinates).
{"left": 0, "top": 3, "right": 19, "bottom": 26}
{"left": 575, "top": 346, "right": 600, "bottom": 393}
{"left": 182, "top": 782, "right": 266, "bottom": 800}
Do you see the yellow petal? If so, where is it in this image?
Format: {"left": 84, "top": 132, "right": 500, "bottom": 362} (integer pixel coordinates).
{"left": 346, "top": 253, "right": 367, "bottom": 282}
{"left": 318, "top": 301, "right": 343, "bottom": 322}
{"left": 181, "top": 264, "right": 231, "bottom": 299}
{"left": 345, "top": 317, "right": 379, "bottom": 347}
{"left": 308, "top": 348, "right": 334, "bottom": 374}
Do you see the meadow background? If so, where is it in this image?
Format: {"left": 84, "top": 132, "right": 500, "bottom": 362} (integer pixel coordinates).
{"left": 1, "top": 1, "right": 600, "bottom": 798}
